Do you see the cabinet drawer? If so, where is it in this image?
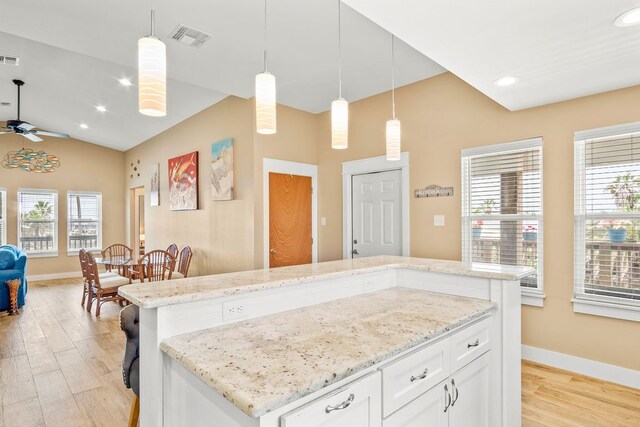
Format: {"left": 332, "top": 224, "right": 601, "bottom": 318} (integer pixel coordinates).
{"left": 280, "top": 371, "right": 381, "bottom": 427}
{"left": 381, "top": 337, "right": 450, "bottom": 418}
{"left": 450, "top": 318, "right": 491, "bottom": 372}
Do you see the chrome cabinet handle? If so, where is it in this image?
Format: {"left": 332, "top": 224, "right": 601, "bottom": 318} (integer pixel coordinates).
{"left": 410, "top": 368, "right": 429, "bottom": 382}
{"left": 451, "top": 379, "right": 459, "bottom": 406}
{"left": 444, "top": 384, "right": 451, "bottom": 412}
{"left": 325, "top": 393, "right": 355, "bottom": 414}
{"left": 467, "top": 339, "right": 480, "bottom": 348}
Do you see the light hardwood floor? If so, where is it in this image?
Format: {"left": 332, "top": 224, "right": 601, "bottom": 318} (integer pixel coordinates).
{"left": 1, "top": 279, "right": 639, "bottom": 426}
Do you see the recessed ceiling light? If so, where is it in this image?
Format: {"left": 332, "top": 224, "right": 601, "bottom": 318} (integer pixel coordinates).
{"left": 493, "top": 76, "right": 520, "bottom": 87}
{"left": 615, "top": 7, "right": 640, "bottom": 27}
{"left": 95, "top": 105, "right": 107, "bottom": 112}
{"left": 79, "top": 123, "right": 89, "bottom": 129}
{"left": 118, "top": 77, "right": 133, "bottom": 87}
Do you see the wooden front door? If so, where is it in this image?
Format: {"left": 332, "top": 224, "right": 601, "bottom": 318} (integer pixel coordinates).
{"left": 269, "top": 172, "right": 312, "bottom": 268}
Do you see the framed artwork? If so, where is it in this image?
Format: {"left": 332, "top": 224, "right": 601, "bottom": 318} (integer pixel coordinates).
{"left": 150, "top": 163, "right": 160, "bottom": 207}
{"left": 211, "top": 138, "right": 234, "bottom": 201}
{"left": 168, "top": 151, "right": 199, "bottom": 210}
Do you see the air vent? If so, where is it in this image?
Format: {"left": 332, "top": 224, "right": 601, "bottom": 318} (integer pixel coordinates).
{"left": 169, "top": 24, "right": 211, "bottom": 48}
{"left": 0, "top": 56, "right": 19, "bottom": 66}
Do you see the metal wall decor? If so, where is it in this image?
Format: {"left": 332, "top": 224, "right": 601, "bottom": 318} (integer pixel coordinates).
{"left": 414, "top": 185, "right": 454, "bottom": 198}
{"left": 2, "top": 147, "right": 60, "bottom": 173}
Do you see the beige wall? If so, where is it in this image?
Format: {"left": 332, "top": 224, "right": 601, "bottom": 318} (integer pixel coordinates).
{"left": 0, "top": 133, "right": 125, "bottom": 276}
{"left": 316, "top": 72, "right": 640, "bottom": 371}
{"left": 124, "top": 97, "right": 318, "bottom": 276}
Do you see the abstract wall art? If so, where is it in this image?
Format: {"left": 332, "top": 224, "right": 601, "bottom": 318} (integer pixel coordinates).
{"left": 211, "top": 138, "right": 234, "bottom": 201}
{"left": 150, "top": 162, "right": 160, "bottom": 206}
{"left": 168, "top": 151, "right": 198, "bottom": 210}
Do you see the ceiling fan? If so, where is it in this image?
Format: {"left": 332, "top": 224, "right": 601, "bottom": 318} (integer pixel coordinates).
{"left": 0, "top": 79, "right": 70, "bottom": 142}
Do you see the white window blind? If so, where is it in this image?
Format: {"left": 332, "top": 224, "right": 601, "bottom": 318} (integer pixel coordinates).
{"left": 18, "top": 189, "right": 58, "bottom": 255}
{"left": 0, "top": 190, "right": 6, "bottom": 246}
{"left": 67, "top": 192, "right": 102, "bottom": 252}
{"left": 575, "top": 129, "right": 640, "bottom": 306}
{"left": 462, "top": 138, "right": 543, "bottom": 289}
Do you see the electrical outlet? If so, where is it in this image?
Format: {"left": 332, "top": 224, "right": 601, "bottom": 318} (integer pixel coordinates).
{"left": 434, "top": 215, "right": 445, "bottom": 227}
{"left": 223, "top": 300, "right": 249, "bottom": 321}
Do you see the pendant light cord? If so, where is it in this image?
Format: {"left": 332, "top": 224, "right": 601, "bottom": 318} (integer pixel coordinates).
{"left": 338, "top": 0, "right": 342, "bottom": 99}
{"left": 150, "top": 0, "right": 156, "bottom": 36}
{"left": 391, "top": 34, "right": 396, "bottom": 119}
{"left": 263, "top": 0, "right": 269, "bottom": 72}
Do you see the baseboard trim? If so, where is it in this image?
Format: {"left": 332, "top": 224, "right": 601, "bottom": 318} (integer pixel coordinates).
{"left": 27, "top": 271, "right": 80, "bottom": 282}
{"left": 522, "top": 345, "right": 640, "bottom": 389}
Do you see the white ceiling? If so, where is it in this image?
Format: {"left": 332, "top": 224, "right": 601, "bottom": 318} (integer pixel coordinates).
{"left": 0, "top": 0, "right": 444, "bottom": 151}
{"left": 343, "top": 0, "right": 640, "bottom": 111}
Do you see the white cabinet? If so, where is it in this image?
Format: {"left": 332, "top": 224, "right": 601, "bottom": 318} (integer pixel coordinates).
{"left": 281, "top": 372, "right": 382, "bottom": 427}
{"left": 383, "top": 379, "right": 449, "bottom": 427}
{"left": 448, "top": 352, "right": 490, "bottom": 427}
{"left": 384, "top": 353, "right": 490, "bottom": 427}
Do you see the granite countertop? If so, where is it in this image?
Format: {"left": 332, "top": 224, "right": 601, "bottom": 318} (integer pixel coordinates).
{"left": 119, "top": 255, "right": 532, "bottom": 308}
{"left": 160, "top": 287, "right": 497, "bottom": 417}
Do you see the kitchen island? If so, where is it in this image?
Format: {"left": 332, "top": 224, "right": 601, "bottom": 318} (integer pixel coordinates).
{"left": 119, "top": 256, "right": 532, "bottom": 427}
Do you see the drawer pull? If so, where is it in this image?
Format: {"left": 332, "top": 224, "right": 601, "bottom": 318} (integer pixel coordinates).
{"left": 325, "top": 393, "right": 355, "bottom": 413}
{"left": 410, "top": 368, "right": 429, "bottom": 382}
{"left": 467, "top": 339, "right": 480, "bottom": 348}
{"left": 444, "top": 384, "right": 451, "bottom": 412}
{"left": 451, "top": 379, "right": 459, "bottom": 406}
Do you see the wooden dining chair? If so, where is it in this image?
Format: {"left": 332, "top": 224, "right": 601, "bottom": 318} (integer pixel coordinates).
{"left": 171, "top": 246, "right": 193, "bottom": 279}
{"left": 166, "top": 243, "right": 178, "bottom": 261}
{"left": 136, "top": 250, "right": 175, "bottom": 282}
{"left": 85, "top": 251, "right": 131, "bottom": 317}
{"left": 102, "top": 243, "right": 133, "bottom": 276}
{"left": 80, "top": 249, "right": 119, "bottom": 307}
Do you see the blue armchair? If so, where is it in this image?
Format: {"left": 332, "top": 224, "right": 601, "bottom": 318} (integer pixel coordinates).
{"left": 0, "top": 245, "right": 28, "bottom": 311}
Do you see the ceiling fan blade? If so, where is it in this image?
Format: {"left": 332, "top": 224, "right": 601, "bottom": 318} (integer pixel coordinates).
{"left": 23, "top": 133, "right": 43, "bottom": 142}
{"left": 17, "top": 122, "right": 35, "bottom": 131}
{"left": 34, "top": 130, "right": 70, "bottom": 139}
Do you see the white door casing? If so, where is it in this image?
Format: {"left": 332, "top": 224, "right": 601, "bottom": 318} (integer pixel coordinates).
{"left": 352, "top": 170, "right": 402, "bottom": 258}
{"left": 342, "top": 153, "right": 410, "bottom": 260}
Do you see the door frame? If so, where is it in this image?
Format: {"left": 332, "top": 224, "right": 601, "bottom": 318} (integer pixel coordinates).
{"left": 342, "top": 152, "right": 410, "bottom": 260}
{"left": 263, "top": 158, "right": 318, "bottom": 268}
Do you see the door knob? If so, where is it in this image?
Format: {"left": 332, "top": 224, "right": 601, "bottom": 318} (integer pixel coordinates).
{"left": 352, "top": 249, "right": 359, "bottom": 255}
{"left": 270, "top": 248, "right": 277, "bottom": 254}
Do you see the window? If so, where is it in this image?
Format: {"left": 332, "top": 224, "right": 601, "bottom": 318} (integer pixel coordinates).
{"left": 574, "top": 123, "right": 640, "bottom": 322}
{"left": 18, "top": 189, "right": 58, "bottom": 256}
{"left": 0, "top": 189, "right": 6, "bottom": 246}
{"left": 462, "top": 138, "right": 543, "bottom": 303}
{"left": 67, "top": 192, "right": 102, "bottom": 253}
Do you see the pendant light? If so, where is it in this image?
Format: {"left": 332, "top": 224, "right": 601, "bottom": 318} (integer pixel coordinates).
{"left": 138, "top": 2, "right": 167, "bottom": 117}
{"left": 331, "top": 0, "right": 348, "bottom": 149}
{"left": 386, "top": 35, "right": 401, "bottom": 161}
{"left": 256, "top": 0, "right": 277, "bottom": 134}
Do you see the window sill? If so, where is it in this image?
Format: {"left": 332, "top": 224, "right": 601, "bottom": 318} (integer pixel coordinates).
{"left": 521, "top": 288, "right": 546, "bottom": 307}
{"left": 67, "top": 249, "right": 101, "bottom": 256}
{"left": 572, "top": 298, "right": 640, "bottom": 323}
{"left": 26, "top": 252, "right": 59, "bottom": 259}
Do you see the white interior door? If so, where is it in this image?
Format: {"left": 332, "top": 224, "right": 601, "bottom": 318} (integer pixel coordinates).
{"left": 352, "top": 169, "right": 402, "bottom": 258}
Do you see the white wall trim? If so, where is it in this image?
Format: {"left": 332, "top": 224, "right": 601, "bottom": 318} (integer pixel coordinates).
{"left": 461, "top": 137, "right": 542, "bottom": 157}
{"left": 522, "top": 345, "right": 640, "bottom": 389}
{"left": 262, "top": 158, "right": 318, "bottom": 268}
{"left": 572, "top": 298, "right": 640, "bottom": 323}
{"left": 27, "top": 271, "right": 80, "bottom": 282}
{"left": 574, "top": 120, "right": 640, "bottom": 141}
{"left": 341, "top": 152, "right": 410, "bottom": 260}
{"left": 521, "top": 288, "right": 545, "bottom": 307}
